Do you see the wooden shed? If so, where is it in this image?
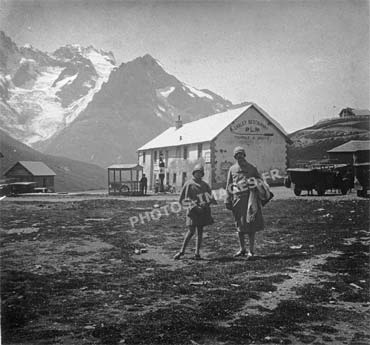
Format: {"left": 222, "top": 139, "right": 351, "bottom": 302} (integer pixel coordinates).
{"left": 4, "top": 161, "right": 56, "bottom": 192}
{"left": 107, "top": 164, "right": 143, "bottom": 195}
{"left": 327, "top": 140, "right": 370, "bottom": 165}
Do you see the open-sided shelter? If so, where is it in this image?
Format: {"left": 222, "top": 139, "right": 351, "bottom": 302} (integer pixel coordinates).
{"left": 107, "top": 164, "right": 143, "bottom": 195}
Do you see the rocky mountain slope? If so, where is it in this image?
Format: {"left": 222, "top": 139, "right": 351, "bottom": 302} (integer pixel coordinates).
{"left": 287, "top": 116, "right": 370, "bottom": 166}
{"left": 0, "top": 130, "right": 106, "bottom": 192}
{"left": 0, "top": 31, "right": 116, "bottom": 146}
{"left": 41, "top": 54, "right": 235, "bottom": 167}
{"left": 1, "top": 31, "right": 236, "bottom": 168}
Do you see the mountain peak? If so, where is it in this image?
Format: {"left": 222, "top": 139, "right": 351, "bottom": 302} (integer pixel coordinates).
{"left": 0, "top": 31, "right": 22, "bottom": 74}
{"left": 68, "top": 43, "right": 83, "bottom": 52}
{"left": 52, "top": 44, "right": 116, "bottom": 66}
{"left": 131, "top": 54, "right": 163, "bottom": 69}
{"left": 0, "top": 31, "right": 19, "bottom": 54}
{"left": 142, "top": 53, "right": 156, "bottom": 61}
{"left": 1, "top": 35, "right": 116, "bottom": 145}
{"left": 2, "top": 33, "right": 235, "bottom": 168}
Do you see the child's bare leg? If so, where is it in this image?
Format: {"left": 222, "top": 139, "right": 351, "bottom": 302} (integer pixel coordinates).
{"left": 174, "top": 226, "right": 196, "bottom": 259}
{"left": 180, "top": 226, "right": 196, "bottom": 253}
{"left": 237, "top": 231, "right": 245, "bottom": 251}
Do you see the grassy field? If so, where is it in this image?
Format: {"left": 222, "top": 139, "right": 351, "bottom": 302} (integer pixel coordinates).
{"left": 1, "top": 194, "right": 369, "bottom": 345}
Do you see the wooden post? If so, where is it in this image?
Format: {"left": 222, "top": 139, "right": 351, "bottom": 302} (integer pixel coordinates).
{"left": 108, "top": 169, "right": 110, "bottom": 194}
{"left": 113, "top": 169, "right": 116, "bottom": 193}
{"left": 136, "top": 169, "right": 139, "bottom": 192}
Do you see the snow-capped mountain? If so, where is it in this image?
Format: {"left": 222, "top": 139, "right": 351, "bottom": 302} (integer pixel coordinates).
{"left": 41, "top": 54, "right": 236, "bottom": 167}
{"left": 1, "top": 32, "right": 240, "bottom": 167}
{"left": 0, "top": 31, "right": 116, "bottom": 146}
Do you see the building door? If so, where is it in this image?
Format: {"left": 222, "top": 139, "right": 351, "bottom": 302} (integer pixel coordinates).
{"left": 166, "top": 172, "right": 169, "bottom": 185}
{"left": 182, "top": 172, "right": 187, "bottom": 186}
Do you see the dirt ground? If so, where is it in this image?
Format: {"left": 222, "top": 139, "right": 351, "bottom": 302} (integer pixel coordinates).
{"left": 1, "top": 187, "right": 369, "bottom": 345}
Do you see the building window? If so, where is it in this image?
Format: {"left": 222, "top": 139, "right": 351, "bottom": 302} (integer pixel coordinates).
{"left": 142, "top": 151, "right": 146, "bottom": 163}
{"left": 173, "top": 173, "right": 177, "bottom": 184}
{"left": 176, "top": 146, "right": 181, "bottom": 158}
{"left": 197, "top": 143, "right": 202, "bottom": 159}
{"left": 183, "top": 146, "right": 188, "bottom": 159}
{"left": 154, "top": 150, "right": 157, "bottom": 162}
{"left": 182, "top": 172, "right": 187, "bottom": 186}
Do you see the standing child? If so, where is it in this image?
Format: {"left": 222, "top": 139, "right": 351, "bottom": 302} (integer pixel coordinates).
{"left": 174, "top": 164, "right": 217, "bottom": 260}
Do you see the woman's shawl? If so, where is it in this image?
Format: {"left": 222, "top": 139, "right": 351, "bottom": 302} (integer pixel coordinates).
{"left": 246, "top": 179, "right": 272, "bottom": 223}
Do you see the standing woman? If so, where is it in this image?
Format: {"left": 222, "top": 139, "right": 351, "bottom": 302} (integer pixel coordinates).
{"left": 174, "top": 164, "right": 216, "bottom": 260}
{"left": 225, "top": 146, "right": 266, "bottom": 258}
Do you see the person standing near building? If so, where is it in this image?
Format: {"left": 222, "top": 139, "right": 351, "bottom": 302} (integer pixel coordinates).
{"left": 140, "top": 174, "right": 148, "bottom": 195}
{"left": 225, "top": 146, "right": 267, "bottom": 258}
{"left": 174, "top": 164, "right": 217, "bottom": 260}
{"left": 158, "top": 157, "right": 165, "bottom": 192}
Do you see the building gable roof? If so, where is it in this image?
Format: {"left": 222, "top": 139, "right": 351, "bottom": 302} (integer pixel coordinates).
{"left": 108, "top": 164, "right": 143, "bottom": 170}
{"left": 327, "top": 140, "right": 370, "bottom": 153}
{"left": 339, "top": 108, "right": 370, "bottom": 116}
{"left": 138, "top": 103, "right": 290, "bottom": 151}
{"left": 5, "top": 161, "right": 56, "bottom": 176}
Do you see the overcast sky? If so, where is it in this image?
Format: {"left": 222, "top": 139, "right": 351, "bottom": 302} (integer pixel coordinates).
{"left": 1, "top": 0, "right": 369, "bottom": 132}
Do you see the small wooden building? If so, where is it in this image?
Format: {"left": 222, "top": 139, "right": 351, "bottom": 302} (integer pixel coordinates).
{"left": 4, "top": 161, "right": 56, "bottom": 192}
{"left": 327, "top": 140, "right": 370, "bottom": 165}
{"left": 107, "top": 164, "right": 143, "bottom": 195}
{"left": 339, "top": 108, "right": 370, "bottom": 118}
{"left": 137, "top": 103, "right": 291, "bottom": 190}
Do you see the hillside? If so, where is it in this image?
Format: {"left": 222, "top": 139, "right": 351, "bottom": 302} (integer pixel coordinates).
{"left": 288, "top": 116, "right": 370, "bottom": 166}
{"left": 0, "top": 130, "right": 106, "bottom": 192}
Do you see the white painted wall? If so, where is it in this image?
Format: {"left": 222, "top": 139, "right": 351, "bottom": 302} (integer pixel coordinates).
{"left": 138, "top": 142, "right": 211, "bottom": 190}
{"left": 138, "top": 107, "right": 288, "bottom": 190}
{"left": 213, "top": 106, "right": 287, "bottom": 188}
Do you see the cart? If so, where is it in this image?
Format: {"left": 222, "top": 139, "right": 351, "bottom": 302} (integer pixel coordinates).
{"left": 286, "top": 164, "right": 352, "bottom": 196}
{"left": 354, "top": 162, "right": 370, "bottom": 197}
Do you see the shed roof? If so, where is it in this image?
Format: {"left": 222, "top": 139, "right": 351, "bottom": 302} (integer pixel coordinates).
{"left": 5, "top": 161, "right": 56, "bottom": 176}
{"left": 108, "top": 164, "right": 143, "bottom": 170}
{"left": 339, "top": 108, "right": 370, "bottom": 116}
{"left": 327, "top": 140, "right": 370, "bottom": 153}
{"left": 138, "top": 103, "right": 290, "bottom": 151}
{"left": 9, "top": 182, "right": 37, "bottom": 186}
